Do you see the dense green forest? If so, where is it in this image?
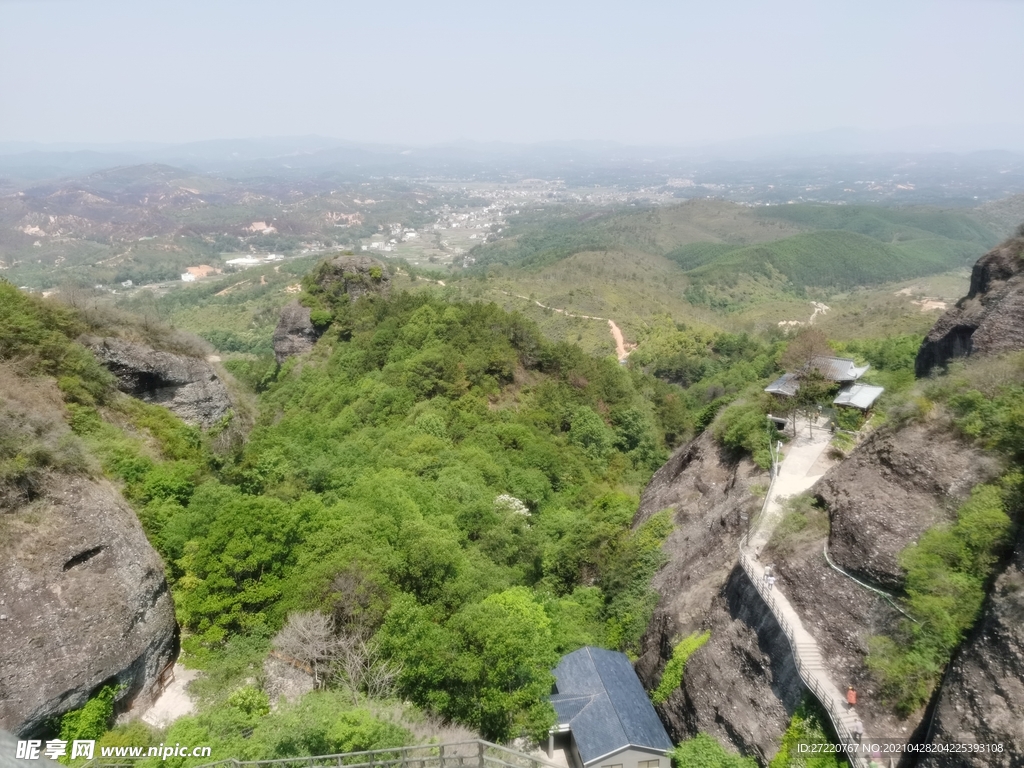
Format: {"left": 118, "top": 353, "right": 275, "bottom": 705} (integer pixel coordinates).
{"left": 467, "top": 201, "right": 996, "bottom": 288}
{"left": 1, "top": 278, "right": 690, "bottom": 757}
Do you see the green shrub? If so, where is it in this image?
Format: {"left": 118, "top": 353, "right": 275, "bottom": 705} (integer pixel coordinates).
{"left": 56, "top": 685, "right": 119, "bottom": 764}
{"left": 309, "top": 309, "right": 333, "bottom": 328}
{"left": 769, "top": 698, "right": 842, "bottom": 768}
{"left": 866, "top": 482, "right": 1013, "bottom": 715}
{"left": 671, "top": 733, "right": 756, "bottom": 768}
{"left": 651, "top": 630, "right": 711, "bottom": 704}
{"left": 714, "top": 399, "right": 778, "bottom": 468}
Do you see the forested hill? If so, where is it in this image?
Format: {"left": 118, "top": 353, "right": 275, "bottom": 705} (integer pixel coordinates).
{"left": 112, "top": 282, "right": 691, "bottom": 749}
{"left": 464, "top": 200, "right": 1000, "bottom": 291}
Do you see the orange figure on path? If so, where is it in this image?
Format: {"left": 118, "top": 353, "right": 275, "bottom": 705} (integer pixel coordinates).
{"left": 847, "top": 687, "right": 857, "bottom": 708}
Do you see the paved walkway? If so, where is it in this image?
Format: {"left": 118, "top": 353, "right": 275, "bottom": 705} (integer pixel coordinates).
{"left": 740, "top": 418, "right": 874, "bottom": 768}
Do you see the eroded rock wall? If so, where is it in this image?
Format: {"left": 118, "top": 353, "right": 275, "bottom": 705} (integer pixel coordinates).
{"left": 916, "top": 234, "right": 1024, "bottom": 376}
{"left": 817, "top": 421, "right": 1000, "bottom": 589}
{"left": 84, "top": 336, "right": 231, "bottom": 427}
{"left": 0, "top": 476, "right": 178, "bottom": 737}
{"left": 272, "top": 301, "right": 320, "bottom": 364}
{"left": 634, "top": 431, "right": 800, "bottom": 763}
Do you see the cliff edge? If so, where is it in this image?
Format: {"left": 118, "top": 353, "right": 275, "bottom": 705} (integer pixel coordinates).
{"left": 0, "top": 384, "right": 178, "bottom": 736}
{"left": 83, "top": 336, "right": 232, "bottom": 428}
{"left": 633, "top": 431, "right": 803, "bottom": 764}
{"left": 916, "top": 229, "right": 1024, "bottom": 376}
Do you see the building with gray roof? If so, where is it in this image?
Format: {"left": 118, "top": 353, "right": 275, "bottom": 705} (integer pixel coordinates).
{"left": 548, "top": 647, "right": 672, "bottom": 768}
{"left": 764, "top": 356, "right": 883, "bottom": 413}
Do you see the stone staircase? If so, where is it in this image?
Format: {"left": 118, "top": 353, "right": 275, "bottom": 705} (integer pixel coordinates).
{"left": 739, "top": 418, "right": 873, "bottom": 768}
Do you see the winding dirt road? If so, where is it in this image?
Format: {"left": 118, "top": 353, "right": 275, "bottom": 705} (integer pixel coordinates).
{"left": 500, "top": 291, "right": 633, "bottom": 360}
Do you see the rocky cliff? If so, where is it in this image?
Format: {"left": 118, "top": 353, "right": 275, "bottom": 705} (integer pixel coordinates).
{"left": 816, "top": 421, "right": 1000, "bottom": 590}
{"left": 916, "top": 229, "right": 1024, "bottom": 376}
{"left": 920, "top": 537, "right": 1024, "bottom": 767}
{"left": 83, "top": 336, "right": 232, "bottom": 427}
{"left": 311, "top": 254, "right": 391, "bottom": 302}
{"left": 632, "top": 431, "right": 803, "bottom": 764}
{"left": 637, "top": 415, "right": 1004, "bottom": 764}
{"left": 0, "top": 474, "right": 178, "bottom": 737}
{"left": 273, "top": 255, "right": 390, "bottom": 363}
{"left": 272, "top": 301, "right": 320, "bottom": 365}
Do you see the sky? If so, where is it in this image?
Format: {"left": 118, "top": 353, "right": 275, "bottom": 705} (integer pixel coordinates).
{"left": 1, "top": 0, "right": 1023, "bottom": 148}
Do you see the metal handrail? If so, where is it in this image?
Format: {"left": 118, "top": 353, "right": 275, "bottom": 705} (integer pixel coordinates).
{"left": 822, "top": 541, "right": 918, "bottom": 623}
{"left": 738, "top": 551, "right": 868, "bottom": 768}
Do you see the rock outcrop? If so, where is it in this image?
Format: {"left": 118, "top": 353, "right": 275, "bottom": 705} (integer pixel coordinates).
{"left": 916, "top": 231, "right": 1024, "bottom": 376}
{"left": 84, "top": 337, "right": 231, "bottom": 427}
{"left": 817, "top": 421, "right": 1000, "bottom": 590}
{"left": 0, "top": 475, "right": 178, "bottom": 737}
{"left": 633, "top": 432, "right": 801, "bottom": 764}
{"left": 312, "top": 255, "right": 391, "bottom": 302}
{"left": 272, "top": 301, "right": 320, "bottom": 365}
{"left": 273, "top": 255, "right": 390, "bottom": 363}
{"left": 920, "top": 539, "right": 1024, "bottom": 766}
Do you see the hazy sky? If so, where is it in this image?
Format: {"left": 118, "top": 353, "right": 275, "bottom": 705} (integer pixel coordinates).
{"left": 1, "top": 0, "right": 1023, "bottom": 147}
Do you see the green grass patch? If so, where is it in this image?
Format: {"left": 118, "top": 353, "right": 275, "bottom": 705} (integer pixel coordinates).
{"left": 866, "top": 482, "right": 1014, "bottom": 715}
{"left": 651, "top": 630, "right": 711, "bottom": 704}
{"left": 769, "top": 698, "right": 843, "bottom": 768}
{"left": 671, "top": 733, "right": 756, "bottom": 768}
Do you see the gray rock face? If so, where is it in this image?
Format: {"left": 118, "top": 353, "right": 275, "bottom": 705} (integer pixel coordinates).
{"left": 313, "top": 255, "right": 391, "bottom": 302}
{"left": 818, "top": 421, "right": 1000, "bottom": 590}
{"left": 916, "top": 234, "right": 1024, "bottom": 376}
{"left": 84, "top": 337, "right": 231, "bottom": 427}
{"left": 0, "top": 476, "right": 178, "bottom": 737}
{"left": 634, "top": 431, "right": 799, "bottom": 764}
{"left": 920, "top": 542, "right": 1024, "bottom": 767}
{"left": 272, "top": 301, "right": 319, "bottom": 365}
{"left": 272, "top": 256, "right": 390, "bottom": 364}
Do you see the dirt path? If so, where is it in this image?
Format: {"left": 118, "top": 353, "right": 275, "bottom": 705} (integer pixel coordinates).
{"left": 140, "top": 663, "right": 197, "bottom": 728}
{"left": 499, "top": 292, "right": 634, "bottom": 361}
{"left": 606, "top": 319, "right": 629, "bottom": 360}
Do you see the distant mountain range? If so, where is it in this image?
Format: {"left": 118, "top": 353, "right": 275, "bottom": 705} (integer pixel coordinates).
{"left": 2, "top": 126, "right": 1023, "bottom": 183}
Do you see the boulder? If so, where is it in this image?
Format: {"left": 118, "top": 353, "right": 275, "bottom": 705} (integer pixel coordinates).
{"left": 916, "top": 233, "right": 1024, "bottom": 376}
{"left": 0, "top": 476, "right": 178, "bottom": 737}
{"left": 272, "top": 301, "right": 319, "bottom": 365}
{"left": 84, "top": 337, "right": 231, "bottom": 428}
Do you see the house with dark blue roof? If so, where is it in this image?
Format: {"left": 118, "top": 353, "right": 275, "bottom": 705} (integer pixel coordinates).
{"left": 548, "top": 647, "right": 673, "bottom": 768}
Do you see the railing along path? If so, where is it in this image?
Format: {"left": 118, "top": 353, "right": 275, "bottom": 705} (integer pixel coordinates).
{"left": 737, "top": 418, "right": 872, "bottom": 768}
{"left": 738, "top": 551, "right": 869, "bottom": 768}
